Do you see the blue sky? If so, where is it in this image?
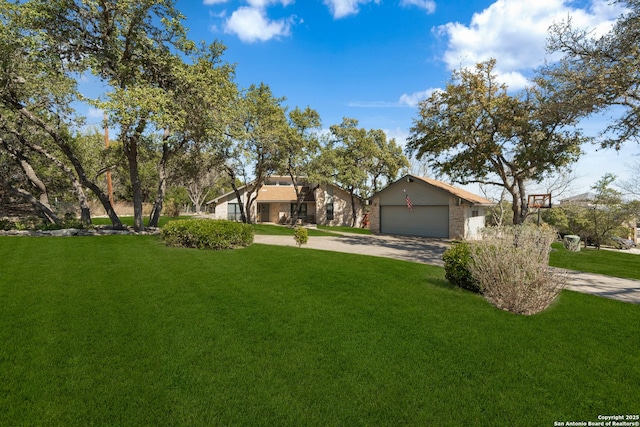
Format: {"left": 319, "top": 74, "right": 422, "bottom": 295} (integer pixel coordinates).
{"left": 88, "top": 0, "right": 639, "bottom": 198}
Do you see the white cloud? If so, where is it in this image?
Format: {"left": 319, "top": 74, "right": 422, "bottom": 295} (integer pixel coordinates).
{"left": 435, "top": 0, "right": 624, "bottom": 90}
{"left": 247, "top": 0, "right": 294, "bottom": 7}
{"left": 398, "top": 88, "right": 439, "bottom": 107}
{"left": 203, "top": 0, "right": 228, "bottom": 5}
{"left": 87, "top": 107, "right": 104, "bottom": 120}
{"left": 224, "top": 6, "right": 293, "bottom": 42}
{"left": 399, "top": 0, "right": 436, "bottom": 14}
{"left": 323, "top": 0, "right": 381, "bottom": 19}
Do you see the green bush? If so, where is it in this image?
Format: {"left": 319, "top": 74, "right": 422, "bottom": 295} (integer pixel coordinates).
{"left": 0, "top": 218, "right": 13, "bottom": 231}
{"left": 442, "top": 241, "right": 481, "bottom": 293}
{"left": 293, "top": 226, "right": 308, "bottom": 247}
{"left": 161, "top": 219, "right": 254, "bottom": 250}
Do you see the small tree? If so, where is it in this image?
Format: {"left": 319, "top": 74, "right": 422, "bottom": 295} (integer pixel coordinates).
{"left": 586, "top": 174, "right": 637, "bottom": 249}
{"left": 293, "top": 226, "right": 308, "bottom": 247}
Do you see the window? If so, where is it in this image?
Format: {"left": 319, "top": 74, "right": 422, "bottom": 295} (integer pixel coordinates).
{"left": 291, "top": 203, "right": 307, "bottom": 219}
{"left": 326, "top": 202, "right": 334, "bottom": 221}
{"left": 471, "top": 208, "right": 479, "bottom": 217}
{"left": 228, "top": 203, "right": 242, "bottom": 221}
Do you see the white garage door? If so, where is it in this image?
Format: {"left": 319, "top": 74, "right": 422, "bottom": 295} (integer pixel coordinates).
{"left": 380, "top": 206, "right": 449, "bottom": 238}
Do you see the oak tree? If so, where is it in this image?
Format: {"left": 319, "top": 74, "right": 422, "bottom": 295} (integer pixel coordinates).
{"left": 407, "top": 59, "right": 586, "bottom": 224}
{"left": 545, "top": 0, "right": 640, "bottom": 149}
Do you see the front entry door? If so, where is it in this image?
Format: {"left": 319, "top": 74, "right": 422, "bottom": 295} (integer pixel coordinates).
{"left": 259, "top": 203, "right": 270, "bottom": 222}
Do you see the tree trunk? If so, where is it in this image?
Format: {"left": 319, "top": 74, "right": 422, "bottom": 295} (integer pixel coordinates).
{"left": 510, "top": 180, "right": 528, "bottom": 225}
{"left": 19, "top": 136, "right": 92, "bottom": 225}
{"left": 125, "top": 137, "right": 144, "bottom": 231}
{"left": 14, "top": 105, "right": 122, "bottom": 228}
{"left": 1, "top": 140, "right": 57, "bottom": 219}
{"left": 149, "top": 137, "right": 170, "bottom": 228}
{"left": 119, "top": 119, "right": 149, "bottom": 231}
{"left": 244, "top": 191, "right": 256, "bottom": 225}
{"left": 349, "top": 187, "right": 357, "bottom": 227}
{"left": 226, "top": 167, "right": 247, "bottom": 223}
{"left": 0, "top": 177, "right": 60, "bottom": 224}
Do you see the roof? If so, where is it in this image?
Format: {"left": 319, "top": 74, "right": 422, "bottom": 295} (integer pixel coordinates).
{"left": 559, "top": 192, "right": 595, "bottom": 204}
{"left": 414, "top": 176, "right": 494, "bottom": 205}
{"left": 256, "top": 186, "right": 307, "bottom": 202}
{"left": 378, "top": 174, "right": 494, "bottom": 206}
{"left": 206, "top": 181, "right": 316, "bottom": 205}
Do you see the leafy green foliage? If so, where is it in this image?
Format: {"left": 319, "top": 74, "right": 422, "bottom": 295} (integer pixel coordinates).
{"left": 163, "top": 198, "right": 181, "bottom": 217}
{"left": 0, "top": 214, "right": 85, "bottom": 231}
{"left": 407, "top": 59, "right": 586, "bottom": 224}
{"left": 543, "top": 174, "right": 637, "bottom": 248}
{"left": 442, "top": 241, "right": 481, "bottom": 293}
{"left": 293, "top": 226, "right": 308, "bottom": 247}
{"left": 161, "top": 219, "right": 253, "bottom": 250}
{"left": 545, "top": 0, "right": 640, "bottom": 149}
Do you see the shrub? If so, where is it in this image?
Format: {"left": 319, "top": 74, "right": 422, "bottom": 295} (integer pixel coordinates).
{"left": 468, "top": 225, "right": 565, "bottom": 315}
{"left": 293, "top": 226, "right": 308, "bottom": 247}
{"left": 161, "top": 219, "right": 254, "bottom": 250}
{"left": 0, "top": 218, "right": 13, "bottom": 231}
{"left": 442, "top": 241, "right": 481, "bottom": 293}
{"left": 164, "top": 198, "right": 181, "bottom": 217}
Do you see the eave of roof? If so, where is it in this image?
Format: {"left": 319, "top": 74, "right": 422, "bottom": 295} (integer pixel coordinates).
{"left": 376, "top": 174, "right": 495, "bottom": 206}
{"left": 256, "top": 186, "right": 299, "bottom": 202}
{"left": 414, "top": 176, "right": 494, "bottom": 205}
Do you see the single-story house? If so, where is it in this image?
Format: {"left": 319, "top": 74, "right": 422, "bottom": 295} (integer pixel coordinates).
{"left": 206, "top": 176, "right": 364, "bottom": 227}
{"left": 368, "top": 174, "right": 494, "bottom": 239}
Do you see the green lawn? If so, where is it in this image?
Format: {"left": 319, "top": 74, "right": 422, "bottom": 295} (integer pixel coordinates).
{"left": 251, "top": 223, "right": 339, "bottom": 236}
{"left": 0, "top": 236, "right": 638, "bottom": 426}
{"left": 550, "top": 242, "right": 640, "bottom": 280}
{"left": 317, "top": 224, "right": 372, "bottom": 235}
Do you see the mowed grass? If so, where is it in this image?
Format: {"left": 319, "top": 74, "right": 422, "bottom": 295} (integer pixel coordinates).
{"left": 0, "top": 236, "right": 638, "bottom": 426}
{"left": 550, "top": 242, "right": 640, "bottom": 280}
{"left": 317, "top": 224, "right": 372, "bottom": 235}
{"left": 251, "top": 223, "right": 339, "bottom": 236}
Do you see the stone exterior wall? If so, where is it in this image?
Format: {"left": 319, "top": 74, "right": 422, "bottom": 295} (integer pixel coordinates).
{"left": 368, "top": 195, "right": 381, "bottom": 234}
{"left": 315, "top": 184, "right": 363, "bottom": 227}
{"left": 448, "top": 198, "right": 466, "bottom": 240}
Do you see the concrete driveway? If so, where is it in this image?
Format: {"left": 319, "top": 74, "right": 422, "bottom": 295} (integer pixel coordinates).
{"left": 254, "top": 233, "right": 640, "bottom": 305}
{"left": 255, "top": 233, "right": 449, "bottom": 266}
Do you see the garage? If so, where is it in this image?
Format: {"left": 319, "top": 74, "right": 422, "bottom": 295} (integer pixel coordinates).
{"left": 370, "top": 174, "right": 494, "bottom": 239}
{"left": 381, "top": 205, "right": 449, "bottom": 237}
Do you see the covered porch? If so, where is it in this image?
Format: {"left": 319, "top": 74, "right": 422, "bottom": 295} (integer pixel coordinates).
{"left": 256, "top": 185, "right": 316, "bottom": 225}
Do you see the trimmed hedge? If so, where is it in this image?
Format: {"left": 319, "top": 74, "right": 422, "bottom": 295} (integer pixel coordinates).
{"left": 161, "top": 219, "right": 254, "bottom": 250}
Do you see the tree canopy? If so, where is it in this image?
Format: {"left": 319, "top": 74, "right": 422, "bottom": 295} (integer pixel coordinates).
{"left": 406, "top": 59, "right": 586, "bottom": 224}
{"left": 0, "top": 0, "right": 409, "bottom": 228}
{"left": 545, "top": 0, "right": 640, "bottom": 149}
